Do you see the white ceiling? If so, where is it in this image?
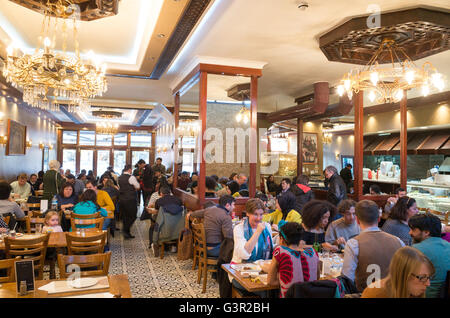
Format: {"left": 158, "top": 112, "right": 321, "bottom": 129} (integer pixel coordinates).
{"left": 1, "top": 0, "right": 450, "bottom": 119}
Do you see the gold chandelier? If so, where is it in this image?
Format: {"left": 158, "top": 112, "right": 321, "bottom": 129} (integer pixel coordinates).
{"left": 235, "top": 106, "right": 250, "bottom": 124}
{"left": 2, "top": 0, "right": 107, "bottom": 112}
{"left": 96, "top": 122, "right": 119, "bottom": 135}
{"left": 178, "top": 120, "right": 200, "bottom": 137}
{"left": 336, "top": 38, "right": 445, "bottom": 103}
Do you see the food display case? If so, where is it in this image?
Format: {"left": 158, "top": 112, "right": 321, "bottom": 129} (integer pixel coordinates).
{"left": 407, "top": 182, "right": 450, "bottom": 213}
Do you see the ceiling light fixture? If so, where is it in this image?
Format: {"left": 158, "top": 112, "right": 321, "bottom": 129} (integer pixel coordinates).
{"left": 3, "top": 0, "right": 107, "bottom": 113}
{"left": 336, "top": 38, "right": 445, "bottom": 103}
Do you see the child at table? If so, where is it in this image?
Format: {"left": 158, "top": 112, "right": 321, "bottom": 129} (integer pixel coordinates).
{"left": 260, "top": 220, "right": 319, "bottom": 298}
{"left": 42, "top": 211, "right": 63, "bottom": 233}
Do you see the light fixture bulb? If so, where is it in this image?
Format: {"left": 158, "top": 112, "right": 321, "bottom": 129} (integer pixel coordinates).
{"left": 6, "top": 45, "right": 14, "bottom": 56}
{"left": 344, "top": 79, "right": 351, "bottom": 91}
{"left": 243, "top": 115, "right": 249, "bottom": 124}
{"left": 44, "top": 37, "right": 51, "bottom": 47}
{"left": 431, "top": 73, "right": 444, "bottom": 91}
{"left": 337, "top": 85, "right": 344, "bottom": 97}
{"left": 236, "top": 113, "right": 242, "bottom": 122}
{"left": 405, "top": 70, "right": 415, "bottom": 85}
{"left": 368, "top": 90, "right": 376, "bottom": 102}
{"left": 422, "top": 85, "right": 429, "bottom": 97}
{"left": 370, "top": 71, "right": 379, "bottom": 86}
{"left": 395, "top": 89, "right": 403, "bottom": 101}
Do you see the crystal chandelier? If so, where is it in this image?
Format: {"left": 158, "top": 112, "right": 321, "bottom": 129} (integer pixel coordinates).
{"left": 235, "top": 106, "right": 250, "bottom": 124}
{"left": 2, "top": 0, "right": 107, "bottom": 112}
{"left": 178, "top": 120, "right": 200, "bottom": 137}
{"left": 96, "top": 122, "right": 119, "bottom": 135}
{"left": 336, "top": 38, "right": 445, "bottom": 103}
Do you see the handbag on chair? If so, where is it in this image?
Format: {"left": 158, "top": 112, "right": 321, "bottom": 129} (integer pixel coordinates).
{"left": 177, "top": 214, "right": 193, "bottom": 260}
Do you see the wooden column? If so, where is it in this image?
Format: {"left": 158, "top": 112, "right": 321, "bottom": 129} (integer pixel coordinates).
{"left": 150, "top": 131, "right": 156, "bottom": 164}
{"left": 354, "top": 91, "right": 364, "bottom": 201}
{"left": 173, "top": 93, "right": 180, "bottom": 189}
{"left": 297, "top": 119, "right": 303, "bottom": 178}
{"left": 198, "top": 71, "right": 207, "bottom": 205}
{"left": 400, "top": 90, "right": 407, "bottom": 189}
{"left": 249, "top": 75, "right": 258, "bottom": 198}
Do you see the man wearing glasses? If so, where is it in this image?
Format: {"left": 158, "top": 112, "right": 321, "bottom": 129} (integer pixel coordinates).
{"left": 408, "top": 213, "right": 450, "bottom": 298}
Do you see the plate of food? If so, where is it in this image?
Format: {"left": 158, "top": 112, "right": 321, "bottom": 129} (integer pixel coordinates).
{"left": 15, "top": 233, "right": 24, "bottom": 237}
{"left": 231, "top": 263, "right": 261, "bottom": 272}
{"left": 69, "top": 277, "right": 98, "bottom": 289}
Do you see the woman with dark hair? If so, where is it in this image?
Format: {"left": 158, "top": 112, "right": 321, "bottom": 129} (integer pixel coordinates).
{"left": 263, "top": 192, "right": 302, "bottom": 229}
{"left": 37, "top": 171, "right": 44, "bottom": 190}
{"left": 205, "top": 176, "right": 217, "bottom": 198}
{"left": 72, "top": 189, "right": 108, "bottom": 230}
{"left": 226, "top": 180, "right": 241, "bottom": 197}
{"left": 300, "top": 200, "right": 336, "bottom": 249}
{"left": 55, "top": 182, "right": 78, "bottom": 231}
{"left": 381, "top": 196, "right": 418, "bottom": 246}
{"left": 142, "top": 164, "right": 154, "bottom": 206}
{"left": 260, "top": 221, "right": 319, "bottom": 298}
{"left": 266, "top": 175, "right": 279, "bottom": 194}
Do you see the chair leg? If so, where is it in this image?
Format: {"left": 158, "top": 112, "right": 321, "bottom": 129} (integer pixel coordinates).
{"left": 197, "top": 260, "right": 202, "bottom": 284}
{"left": 192, "top": 248, "right": 198, "bottom": 270}
{"left": 49, "top": 259, "right": 56, "bottom": 279}
{"left": 202, "top": 264, "right": 207, "bottom": 293}
{"left": 160, "top": 243, "right": 164, "bottom": 259}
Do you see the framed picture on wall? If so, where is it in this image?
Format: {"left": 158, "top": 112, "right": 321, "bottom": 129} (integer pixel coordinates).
{"left": 42, "top": 146, "right": 49, "bottom": 171}
{"left": 341, "top": 155, "right": 354, "bottom": 175}
{"left": 302, "top": 132, "right": 318, "bottom": 164}
{"left": 6, "top": 119, "right": 26, "bottom": 156}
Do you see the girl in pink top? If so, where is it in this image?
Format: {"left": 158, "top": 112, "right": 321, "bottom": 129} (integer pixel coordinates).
{"left": 261, "top": 221, "right": 319, "bottom": 297}
{"left": 42, "top": 211, "right": 63, "bottom": 233}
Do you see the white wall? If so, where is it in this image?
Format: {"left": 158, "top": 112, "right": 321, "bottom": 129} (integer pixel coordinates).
{"left": 323, "top": 134, "right": 354, "bottom": 171}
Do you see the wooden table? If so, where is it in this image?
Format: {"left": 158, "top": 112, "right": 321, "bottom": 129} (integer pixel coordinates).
{"left": 0, "top": 274, "right": 132, "bottom": 298}
{"left": 221, "top": 264, "right": 279, "bottom": 294}
{"left": 0, "top": 229, "right": 106, "bottom": 250}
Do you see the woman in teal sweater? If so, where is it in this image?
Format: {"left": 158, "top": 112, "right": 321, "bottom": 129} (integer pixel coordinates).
{"left": 72, "top": 189, "right": 109, "bottom": 230}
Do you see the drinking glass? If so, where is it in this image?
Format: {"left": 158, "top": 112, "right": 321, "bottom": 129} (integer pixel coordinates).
{"left": 35, "top": 224, "right": 42, "bottom": 233}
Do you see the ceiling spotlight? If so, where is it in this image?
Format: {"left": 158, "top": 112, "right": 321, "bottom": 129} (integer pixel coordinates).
{"left": 298, "top": 2, "right": 309, "bottom": 10}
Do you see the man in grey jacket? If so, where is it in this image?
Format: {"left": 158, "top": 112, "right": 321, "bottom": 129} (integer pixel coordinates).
{"left": 188, "top": 195, "right": 235, "bottom": 257}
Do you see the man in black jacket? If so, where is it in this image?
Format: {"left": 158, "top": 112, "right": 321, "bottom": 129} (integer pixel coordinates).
{"left": 291, "top": 175, "right": 314, "bottom": 215}
{"left": 340, "top": 164, "right": 353, "bottom": 193}
{"left": 325, "top": 165, "right": 347, "bottom": 207}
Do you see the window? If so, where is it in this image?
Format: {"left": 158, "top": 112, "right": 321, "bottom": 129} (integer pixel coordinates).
{"left": 131, "top": 151, "right": 149, "bottom": 166}
{"left": 96, "top": 134, "right": 112, "bottom": 146}
{"left": 182, "top": 136, "right": 196, "bottom": 149}
{"left": 97, "top": 150, "right": 110, "bottom": 176}
{"left": 130, "top": 132, "right": 151, "bottom": 147}
{"left": 114, "top": 133, "right": 127, "bottom": 146}
{"left": 79, "top": 131, "right": 96, "bottom": 146}
{"left": 62, "top": 149, "right": 76, "bottom": 173}
{"left": 62, "top": 131, "right": 77, "bottom": 144}
{"left": 80, "top": 150, "right": 94, "bottom": 173}
{"left": 182, "top": 152, "right": 194, "bottom": 174}
{"left": 271, "top": 138, "right": 288, "bottom": 153}
{"left": 114, "top": 150, "right": 126, "bottom": 174}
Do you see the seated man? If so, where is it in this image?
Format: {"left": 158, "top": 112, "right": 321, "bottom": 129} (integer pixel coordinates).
{"left": 237, "top": 173, "right": 248, "bottom": 190}
{"left": 66, "top": 174, "right": 85, "bottom": 197}
{"left": 0, "top": 181, "right": 26, "bottom": 221}
{"left": 84, "top": 180, "right": 113, "bottom": 230}
{"left": 383, "top": 187, "right": 407, "bottom": 219}
{"left": 188, "top": 195, "right": 235, "bottom": 257}
{"left": 149, "top": 186, "right": 183, "bottom": 256}
{"left": 325, "top": 199, "right": 360, "bottom": 251}
{"left": 409, "top": 213, "right": 450, "bottom": 298}
{"left": 10, "top": 173, "right": 32, "bottom": 200}
{"left": 342, "top": 200, "right": 404, "bottom": 292}
{"left": 369, "top": 184, "right": 382, "bottom": 195}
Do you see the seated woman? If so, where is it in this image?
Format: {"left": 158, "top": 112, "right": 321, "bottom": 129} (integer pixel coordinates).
{"left": 0, "top": 181, "right": 25, "bottom": 220}
{"left": 263, "top": 192, "right": 302, "bottom": 230}
{"left": 266, "top": 175, "right": 279, "bottom": 194}
{"left": 56, "top": 183, "right": 78, "bottom": 231}
{"left": 231, "top": 198, "right": 274, "bottom": 296}
{"left": 362, "top": 246, "right": 434, "bottom": 298}
{"left": 381, "top": 196, "right": 418, "bottom": 246}
{"left": 300, "top": 200, "right": 336, "bottom": 251}
{"left": 205, "top": 176, "right": 217, "bottom": 198}
{"left": 260, "top": 221, "right": 319, "bottom": 298}
{"left": 227, "top": 180, "right": 241, "bottom": 198}
{"left": 72, "top": 189, "right": 109, "bottom": 231}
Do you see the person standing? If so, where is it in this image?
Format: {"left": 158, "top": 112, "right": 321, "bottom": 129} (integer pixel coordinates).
{"left": 291, "top": 175, "right": 314, "bottom": 215}
{"left": 133, "top": 159, "right": 146, "bottom": 206}
{"left": 324, "top": 165, "right": 347, "bottom": 207}
{"left": 339, "top": 164, "right": 353, "bottom": 193}
{"left": 43, "top": 160, "right": 64, "bottom": 202}
{"left": 152, "top": 157, "right": 166, "bottom": 175}
{"left": 119, "top": 164, "right": 140, "bottom": 239}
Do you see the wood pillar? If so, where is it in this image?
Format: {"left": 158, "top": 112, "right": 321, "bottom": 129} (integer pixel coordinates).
{"left": 198, "top": 71, "right": 207, "bottom": 205}
{"left": 249, "top": 76, "right": 258, "bottom": 198}
{"left": 173, "top": 93, "right": 180, "bottom": 189}
{"left": 354, "top": 91, "right": 364, "bottom": 201}
{"left": 150, "top": 131, "right": 156, "bottom": 165}
{"left": 297, "top": 119, "right": 303, "bottom": 178}
{"left": 400, "top": 90, "right": 407, "bottom": 189}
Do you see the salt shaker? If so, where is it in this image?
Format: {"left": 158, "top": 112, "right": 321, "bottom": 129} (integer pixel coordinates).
{"left": 19, "top": 281, "right": 27, "bottom": 296}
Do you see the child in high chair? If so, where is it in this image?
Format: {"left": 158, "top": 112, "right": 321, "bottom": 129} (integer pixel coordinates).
{"left": 42, "top": 211, "right": 63, "bottom": 233}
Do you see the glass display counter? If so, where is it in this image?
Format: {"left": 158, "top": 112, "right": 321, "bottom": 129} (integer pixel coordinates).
{"left": 407, "top": 182, "right": 450, "bottom": 213}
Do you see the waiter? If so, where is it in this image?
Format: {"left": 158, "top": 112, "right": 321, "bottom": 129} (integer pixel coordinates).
{"left": 119, "top": 164, "right": 140, "bottom": 239}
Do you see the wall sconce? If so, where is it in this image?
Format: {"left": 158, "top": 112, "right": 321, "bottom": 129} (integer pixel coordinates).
{"left": 0, "top": 135, "right": 7, "bottom": 146}
{"left": 26, "top": 139, "right": 32, "bottom": 148}
{"left": 48, "top": 143, "right": 53, "bottom": 150}
{"left": 39, "top": 142, "right": 45, "bottom": 150}
{"left": 323, "top": 132, "right": 333, "bottom": 144}
{"left": 335, "top": 152, "right": 340, "bottom": 160}
{"left": 0, "top": 111, "right": 4, "bottom": 125}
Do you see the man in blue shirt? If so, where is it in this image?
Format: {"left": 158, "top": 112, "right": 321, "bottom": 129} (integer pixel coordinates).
{"left": 409, "top": 213, "right": 450, "bottom": 298}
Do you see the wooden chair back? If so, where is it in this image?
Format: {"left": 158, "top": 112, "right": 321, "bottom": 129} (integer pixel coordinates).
{"left": 71, "top": 217, "right": 104, "bottom": 230}
{"left": 57, "top": 252, "right": 111, "bottom": 279}
{"left": 2, "top": 215, "right": 10, "bottom": 227}
{"left": 0, "top": 257, "right": 20, "bottom": 283}
{"left": 31, "top": 211, "right": 45, "bottom": 218}
{"left": 191, "top": 219, "right": 207, "bottom": 258}
{"left": 27, "top": 203, "right": 40, "bottom": 210}
{"left": 66, "top": 232, "right": 107, "bottom": 255}
{"left": 4, "top": 234, "right": 50, "bottom": 280}
{"left": 35, "top": 190, "right": 44, "bottom": 196}
{"left": 71, "top": 212, "right": 100, "bottom": 219}
{"left": 25, "top": 216, "right": 46, "bottom": 234}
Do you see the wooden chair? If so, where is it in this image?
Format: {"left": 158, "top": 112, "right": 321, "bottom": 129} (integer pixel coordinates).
{"left": 71, "top": 217, "right": 104, "bottom": 231}
{"left": 27, "top": 203, "right": 40, "bottom": 211}
{"left": 191, "top": 220, "right": 218, "bottom": 293}
{"left": 189, "top": 216, "right": 202, "bottom": 270}
{"left": 31, "top": 211, "right": 45, "bottom": 218}
{"left": 57, "top": 252, "right": 111, "bottom": 279}
{"left": 159, "top": 240, "right": 178, "bottom": 260}
{"left": 2, "top": 215, "right": 10, "bottom": 227}
{"left": 25, "top": 216, "right": 46, "bottom": 234}
{"left": 71, "top": 212, "right": 100, "bottom": 219}
{"left": 4, "top": 234, "right": 50, "bottom": 280}
{"left": 0, "top": 257, "right": 20, "bottom": 283}
{"left": 66, "top": 231, "right": 107, "bottom": 255}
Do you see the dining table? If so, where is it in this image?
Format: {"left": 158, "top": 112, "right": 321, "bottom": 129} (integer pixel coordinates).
{"left": 0, "top": 274, "right": 132, "bottom": 298}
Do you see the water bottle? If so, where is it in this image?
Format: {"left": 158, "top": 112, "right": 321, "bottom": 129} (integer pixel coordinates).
{"left": 51, "top": 195, "right": 58, "bottom": 211}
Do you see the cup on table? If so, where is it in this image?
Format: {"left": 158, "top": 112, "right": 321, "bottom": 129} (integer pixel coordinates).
{"left": 35, "top": 224, "right": 43, "bottom": 233}
{"left": 9, "top": 230, "right": 16, "bottom": 237}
